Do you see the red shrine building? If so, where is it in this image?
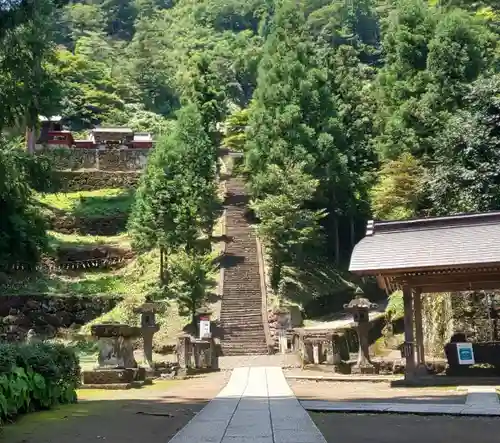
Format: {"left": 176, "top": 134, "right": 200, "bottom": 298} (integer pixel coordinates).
{"left": 36, "top": 116, "right": 154, "bottom": 150}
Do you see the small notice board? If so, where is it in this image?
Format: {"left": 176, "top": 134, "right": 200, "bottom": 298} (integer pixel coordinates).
{"left": 199, "top": 318, "right": 211, "bottom": 339}
{"left": 456, "top": 342, "right": 475, "bottom": 365}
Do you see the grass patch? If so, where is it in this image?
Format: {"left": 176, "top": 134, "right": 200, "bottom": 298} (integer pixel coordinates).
{"left": 0, "top": 402, "right": 110, "bottom": 441}
{"left": 48, "top": 231, "right": 131, "bottom": 248}
{"left": 38, "top": 188, "right": 134, "bottom": 218}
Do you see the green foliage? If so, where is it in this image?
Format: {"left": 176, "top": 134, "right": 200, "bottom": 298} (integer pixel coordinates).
{"left": 55, "top": 45, "right": 124, "bottom": 130}
{"left": 0, "top": 0, "right": 62, "bottom": 132}
{"left": 0, "top": 342, "right": 79, "bottom": 425}
{"left": 370, "top": 153, "right": 424, "bottom": 220}
{"left": 222, "top": 108, "right": 249, "bottom": 151}
{"left": 0, "top": 139, "right": 57, "bottom": 270}
{"left": 385, "top": 290, "right": 404, "bottom": 321}
{"left": 128, "top": 104, "right": 219, "bottom": 255}
{"left": 38, "top": 188, "right": 134, "bottom": 218}
{"left": 427, "top": 74, "right": 500, "bottom": 214}
{"left": 251, "top": 163, "right": 326, "bottom": 293}
{"left": 168, "top": 250, "right": 217, "bottom": 327}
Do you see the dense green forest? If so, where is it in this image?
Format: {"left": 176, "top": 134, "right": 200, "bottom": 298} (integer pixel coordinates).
{"left": 1, "top": 0, "right": 500, "bottom": 310}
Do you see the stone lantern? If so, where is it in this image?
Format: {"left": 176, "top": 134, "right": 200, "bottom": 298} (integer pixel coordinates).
{"left": 344, "top": 287, "right": 379, "bottom": 374}
{"left": 133, "top": 302, "right": 160, "bottom": 369}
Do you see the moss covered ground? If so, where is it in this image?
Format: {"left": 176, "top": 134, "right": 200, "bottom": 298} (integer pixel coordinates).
{"left": 38, "top": 188, "right": 135, "bottom": 218}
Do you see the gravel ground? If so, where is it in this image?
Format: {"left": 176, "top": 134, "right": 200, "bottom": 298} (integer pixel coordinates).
{"left": 311, "top": 412, "right": 500, "bottom": 443}
{"left": 1, "top": 372, "right": 230, "bottom": 443}
{"left": 290, "top": 379, "right": 466, "bottom": 404}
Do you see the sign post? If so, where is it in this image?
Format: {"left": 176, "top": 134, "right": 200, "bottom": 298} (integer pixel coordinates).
{"left": 456, "top": 342, "right": 475, "bottom": 365}
{"left": 199, "top": 316, "right": 211, "bottom": 339}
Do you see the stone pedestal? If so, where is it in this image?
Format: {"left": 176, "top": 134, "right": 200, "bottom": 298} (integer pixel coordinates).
{"left": 92, "top": 324, "right": 140, "bottom": 369}
{"left": 81, "top": 323, "right": 145, "bottom": 389}
{"left": 177, "top": 335, "right": 218, "bottom": 376}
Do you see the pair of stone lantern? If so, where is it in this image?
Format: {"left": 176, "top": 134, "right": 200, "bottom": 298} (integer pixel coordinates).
{"left": 344, "top": 287, "right": 379, "bottom": 374}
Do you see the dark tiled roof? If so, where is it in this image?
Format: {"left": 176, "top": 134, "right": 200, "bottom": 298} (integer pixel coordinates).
{"left": 349, "top": 211, "right": 500, "bottom": 274}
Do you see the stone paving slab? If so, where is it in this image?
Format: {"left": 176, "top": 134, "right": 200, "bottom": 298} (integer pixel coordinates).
{"left": 285, "top": 372, "right": 401, "bottom": 383}
{"left": 167, "top": 367, "right": 326, "bottom": 443}
{"left": 301, "top": 399, "right": 500, "bottom": 416}
{"left": 465, "top": 386, "right": 499, "bottom": 406}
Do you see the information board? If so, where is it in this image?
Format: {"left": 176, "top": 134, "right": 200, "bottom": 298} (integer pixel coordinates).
{"left": 456, "top": 342, "right": 475, "bottom": 365}
{"left": 199, "top": 319, "right": 211, "bottom": 339}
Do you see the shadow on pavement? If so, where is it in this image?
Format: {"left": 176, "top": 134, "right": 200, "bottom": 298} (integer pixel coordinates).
{"left": 1, "top": 397, "right": 209, "bottom": 443}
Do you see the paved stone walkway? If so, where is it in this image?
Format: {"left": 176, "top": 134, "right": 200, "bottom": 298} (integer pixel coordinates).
{"left": 168, "top": 367, "right": 326, "bottom": 443}
{"left": 302, "top": 385, "right": 500, "bottom": 416}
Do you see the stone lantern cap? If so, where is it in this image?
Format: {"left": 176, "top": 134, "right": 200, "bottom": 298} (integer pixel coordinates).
{"left": 91, "top": 323, "right": 142, "bottom": 338}
{"left": 343, "top": 287, "right": 378, "bottom": 311}
{"left": 133, "top": 302, "right": 158, "bottom": 314}
{"left": 196, "top": 308, "right": 212, "bottom": 318}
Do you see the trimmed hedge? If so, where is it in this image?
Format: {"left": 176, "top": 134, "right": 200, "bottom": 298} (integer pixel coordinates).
{"left": 0, "top": 342, "right": 80, "bottom": 425}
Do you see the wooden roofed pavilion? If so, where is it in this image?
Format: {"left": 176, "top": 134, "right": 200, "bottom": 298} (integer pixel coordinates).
{"left": 349, "top": 211, "right": 500, "bottom": 379}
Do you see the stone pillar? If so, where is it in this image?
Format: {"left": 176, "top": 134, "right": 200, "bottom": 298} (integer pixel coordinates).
{"left": 324, "top": 339, "right": 335, "bottom": 365}
{"left": 313, "top": 343, "right": 320, "bottom": 364}
{"left": 177, "top": 335, "right": 191, "bottom": 370}
{"left": 142, "top": 328, "right": 157, "bottom": 369}
{"left": 278, "top": 329, "right": 288, "bottom": 354}
{"left": 403, "top": 285, "right": 416, "bottom": 378}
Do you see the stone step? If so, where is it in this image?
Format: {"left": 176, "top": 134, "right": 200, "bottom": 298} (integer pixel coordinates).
{"left": 220, "top": 176, "right": 269, "bottom": 357}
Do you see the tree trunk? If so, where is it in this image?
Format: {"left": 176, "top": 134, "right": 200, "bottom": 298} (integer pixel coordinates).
{"left": 26, "top": 126, "right": 36, "bottom": 154}
{"left": 159, "top": 247, "right": 165, "bottom": 284}
{"left": 350, "top": 216, "right": 355, "bottom": 250}
{"left": 333, "top": 215, "right": 340, "bottom": 265}
{"left": 192, "top": 306, "right": 198, "bottom": 338}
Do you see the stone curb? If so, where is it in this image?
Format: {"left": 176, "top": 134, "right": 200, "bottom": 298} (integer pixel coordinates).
{"left": 285, "top": 374, "right": 402, "bottom": 383}
{"left": 301, "top": 400, "right": 500, "bottom": 416}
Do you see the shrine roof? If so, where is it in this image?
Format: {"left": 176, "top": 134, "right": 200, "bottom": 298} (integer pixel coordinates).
{"left": 349, "top": 211, "right": 500, "bottom": 275}
{"left": 92, "top": 127, "right": 134, "bottom": 134}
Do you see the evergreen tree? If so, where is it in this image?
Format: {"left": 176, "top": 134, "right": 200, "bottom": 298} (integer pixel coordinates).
{"left": 128, "top": 104, "right": 219, "bottom": 279}
{"left": 168, "top": 250, "right": 216, "bottom": 333}
{"left": 427, "top": 75, "right": 500, "bottom": 214}
{"left": 251, "top": 162, "right": 326, "bottom": 295}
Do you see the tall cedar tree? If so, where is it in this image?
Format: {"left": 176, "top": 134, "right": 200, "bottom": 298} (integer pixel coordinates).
{"left": 128, "top": 104, "right": 218, "bottom": 279}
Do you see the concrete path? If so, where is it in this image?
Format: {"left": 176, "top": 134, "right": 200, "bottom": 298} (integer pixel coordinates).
{"left": 465, "top": 386, "right": 499, "bottom": 407}
{"left": 302, "top": 387, "right": 500, "bottom": 416}
{"left": 168, "top": 366, "right": 326, "bottom": 443}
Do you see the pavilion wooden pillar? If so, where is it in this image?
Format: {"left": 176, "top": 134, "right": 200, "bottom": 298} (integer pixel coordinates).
{"left": 403, "top": 285, "right": 416, "bottom": 378}
{"left": 413, "top": 288, "right": 426, "bottom": 372}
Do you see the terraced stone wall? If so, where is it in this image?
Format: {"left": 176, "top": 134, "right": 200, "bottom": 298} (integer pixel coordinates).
{"left": 56, "top": 170, "right": 140, "bottom": 191}
{"left": 0, "top": 294, "right": 122, "bottom": 340}
{"left": 37, "top": 148, "right": 150, "bottom": 172}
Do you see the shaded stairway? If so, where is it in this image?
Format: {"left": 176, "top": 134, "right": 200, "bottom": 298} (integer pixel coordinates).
{"left": 219, "top": 176, "right": 269, "bottom": 356}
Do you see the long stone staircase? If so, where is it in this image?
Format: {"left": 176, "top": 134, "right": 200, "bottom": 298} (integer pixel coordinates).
{"left": 219, "top": 176, "right": 269, "bottom": 356}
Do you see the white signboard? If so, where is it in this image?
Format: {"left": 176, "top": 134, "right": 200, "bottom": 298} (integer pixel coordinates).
{"left": 199, "top": 319, "right": 211, "bottom": 339}
{"left": 456, "top": 342, "right": 475, "bottom": 365}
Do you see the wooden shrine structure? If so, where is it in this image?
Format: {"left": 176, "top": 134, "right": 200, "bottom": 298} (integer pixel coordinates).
{"left": 349, "top": 211, "right": 500, "bottom": 378}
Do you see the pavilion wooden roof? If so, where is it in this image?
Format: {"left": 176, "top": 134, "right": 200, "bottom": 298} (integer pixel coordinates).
{"left": 349, "top": 211, "right": 500, "bottom": 293}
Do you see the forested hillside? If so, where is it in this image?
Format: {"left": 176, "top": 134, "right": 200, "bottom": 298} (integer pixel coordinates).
{"left": 1, "top": 0, "right": 500, "bottom": 316}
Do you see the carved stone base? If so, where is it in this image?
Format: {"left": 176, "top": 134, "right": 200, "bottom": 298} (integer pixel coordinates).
{"left": 82, "top": 367, "right": 146, "bottom": 385}
{"left": 351, "top": 364, "right": 379, "bottom": 375}
{"left": 79, "top": 380, "right": 151, "bottom": 390}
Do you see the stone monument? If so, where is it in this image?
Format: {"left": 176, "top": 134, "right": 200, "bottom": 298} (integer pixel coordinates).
{"left": 344, "top": 287, "right": 379, "bottom": 374}
{"left": 81, "top": 322, "right": 146, "bottom": 388}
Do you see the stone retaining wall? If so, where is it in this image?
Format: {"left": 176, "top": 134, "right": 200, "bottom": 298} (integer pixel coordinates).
{"left": 56, "top": 170, "right": 140, "bottom": 192}
{"left": 0, "top": 294, "right": 122, "bottom": 340}
{"left": 56, "top": 245, "right": 133, "bottom": 265}
{"left": 50, "top": 214, "right": 128, "bottom": 236}
{"left": 37, "top": 148, "right": 150, "bottom": 172}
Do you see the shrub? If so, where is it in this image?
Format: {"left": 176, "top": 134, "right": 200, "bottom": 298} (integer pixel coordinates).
{"left": 0, "top": 342, "right": 80, "bottom": 425}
